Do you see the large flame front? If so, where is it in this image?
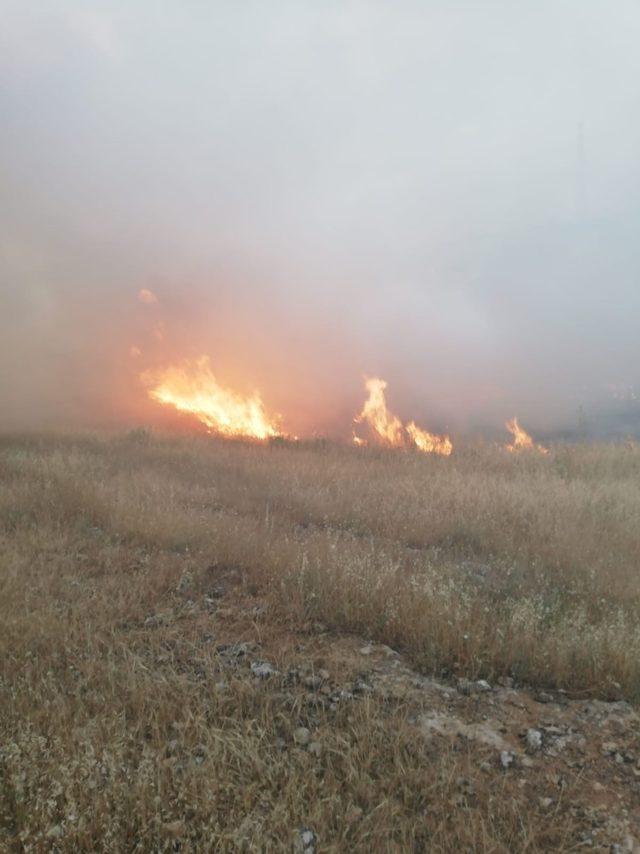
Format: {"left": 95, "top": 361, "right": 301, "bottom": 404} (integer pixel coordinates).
{"left": 354, "top": 377, "right": 452, "bottom": 455}
{"left": 505, "top": 416, "right": 548, "bottom": 454}
{"left": 144, "top": 356, "right": 283, "bottom": 440}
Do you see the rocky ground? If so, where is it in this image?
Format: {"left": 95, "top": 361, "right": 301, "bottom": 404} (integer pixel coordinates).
{"left": 167, "top": 569, "right": 640, "bottom": 852}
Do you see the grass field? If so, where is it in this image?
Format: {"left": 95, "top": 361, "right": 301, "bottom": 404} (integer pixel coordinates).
{"left": 2, "top": 432, "right": 640, "bottom": 850}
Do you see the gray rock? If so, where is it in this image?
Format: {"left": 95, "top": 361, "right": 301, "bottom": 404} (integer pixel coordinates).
{"left": 500, "top": 750, "right": 515, "bottom": 769}
{"left": 526, "top": 729, "right": 543, "bottom": 752}
{"left": 293, "top": 727, "right": 311, "bottom": 746}
{"left": 294, "top": 828, "right": 316, "bottom": 853}
{"left": 251, "top": 661, "right": 278, "bottom": 679}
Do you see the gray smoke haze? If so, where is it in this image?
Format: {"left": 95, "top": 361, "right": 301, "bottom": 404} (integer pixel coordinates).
{"left": 2, "top": 1, "right": 640, "bottom": 438}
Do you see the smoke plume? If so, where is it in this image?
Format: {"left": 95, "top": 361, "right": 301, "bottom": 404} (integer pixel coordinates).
{"left": 2, "top": 2, "right": 640, "bottom": 439}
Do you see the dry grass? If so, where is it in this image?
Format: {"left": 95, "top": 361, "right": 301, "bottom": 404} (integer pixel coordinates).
{"left": 1, "top": 431, "right": 640, "bottom": 850}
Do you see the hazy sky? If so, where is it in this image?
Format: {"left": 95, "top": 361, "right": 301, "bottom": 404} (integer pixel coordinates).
{"left": 2, "top": 1, "right": 639, "bottom": 436}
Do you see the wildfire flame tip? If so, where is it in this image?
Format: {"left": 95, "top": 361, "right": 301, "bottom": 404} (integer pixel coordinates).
{"left": 353, "top": 376, "right": 452, "bottom": 455}
{"left": 144, "top": 356, "right": 285, "bottom": 442}
{"left": 505, "top": 416, "right": 548, "bottom": 454}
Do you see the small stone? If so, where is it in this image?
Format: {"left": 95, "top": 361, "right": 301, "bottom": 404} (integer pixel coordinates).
{"left": 500, "top": 750, "right": 515, "bottom": 769}
{"left": 535, "top": 691, "right": 554, "bottom": 704}
{"left": 359, "top": 644, "right": 373, "bottom": 655}
{"left": 526, "top": 729, "right": 543, "bottom": 752}
{"left": 542, "top": 725, "right": 563, "bottom": 736}
{"left": 294, "top": 828, "right": 316, "bottom": 853}
{"left": 293, "top": 727, "right": 311, "bottom": 746}
{"left": 381, "top": 645, "right": 399, "bottom": 657}
{"left": 538, "top": 797, "right": 553, "bottom": 810}
{"left": 251, "top": 661, "right": 277, "bottom": 679}
{"left": 475, "top": 679, "right": 492, "bottom": 693}
{"left": 308, "top": 741, "right": 322, "bottom": 757}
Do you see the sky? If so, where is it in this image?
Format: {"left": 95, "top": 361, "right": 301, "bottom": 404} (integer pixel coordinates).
{"left": 1, "top": 1, "right": 640, "bottom": 437}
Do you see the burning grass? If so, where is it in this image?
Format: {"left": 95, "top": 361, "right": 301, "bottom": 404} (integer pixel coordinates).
{"left": 2, "top": 432, "right": 640, "bottom": 849}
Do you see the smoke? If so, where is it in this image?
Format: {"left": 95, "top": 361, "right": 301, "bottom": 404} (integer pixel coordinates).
{"left": 2, "top": 1, "right": 640, "bottom": 438}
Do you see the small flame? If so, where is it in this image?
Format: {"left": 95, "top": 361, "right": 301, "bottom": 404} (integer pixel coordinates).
{"left": 144, "top": 356, "right": 284, "bottom": 441}
{"left": 354, "top": 377, "right": 405, "bottom": 446}
{"left": 505, "top": 417, "right": 548, "bottom": 454}
{"left": 406, "top": 421, "right": 453, "bottom": 456}
{"left": 353, "top": 377, "right": 452, "bottom": 455}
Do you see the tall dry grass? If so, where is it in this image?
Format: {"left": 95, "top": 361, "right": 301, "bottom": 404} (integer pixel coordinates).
{"left": 1, "top": 431, "right": 639, "bottom": 849}
{"left": 2, "top": 432, "right": 640, "bottom": 698}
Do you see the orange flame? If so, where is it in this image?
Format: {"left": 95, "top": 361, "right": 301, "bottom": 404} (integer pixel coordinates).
{"left": 354, "top": 377, "right": 404, "bottom": 446}
{"left": 354, "top": 377, "right": 452, "bottom": 455}
{"left": 143, "top": 356, "right": 283, "bottom": 441}
{"left": 406, "top": 421, "right": 453, "bottom": 456}
{"left": 505, "top": 417, "right": 548, "bottom": 454}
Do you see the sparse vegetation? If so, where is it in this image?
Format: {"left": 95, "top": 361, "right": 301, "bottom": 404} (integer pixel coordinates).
{"left": 2, "top": 432, "right": 640, "bottom": 850}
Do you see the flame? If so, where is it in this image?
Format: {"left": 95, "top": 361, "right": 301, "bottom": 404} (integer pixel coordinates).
{"left": 406, "top": 421, "right": 453, "bottom": 456}
{"left": 354, "top": 377, "right": 405, "bottom": 446}
{"left": 353, "top": 377, "right": 452, "bottom": 455}
{"left": 144, "top": 356, "right": 284, "bottom": 440}
{"left": 505, "top": 417, "right": 548, "bottom": 454}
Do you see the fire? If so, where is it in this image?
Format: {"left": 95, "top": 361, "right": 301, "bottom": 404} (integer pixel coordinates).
{"left": 354, "top": 377, "right": 404, "bottom": 446}
{"left": 353, "top": 377, "right": 452, "bottom": 455}
{"left": 505, "top": 416, "right": 548, "bottom": 454}
{"left": 406, "top": 421, "right": 453, "bottom": 456}
{"left": 143, "top": 356, "right": 284, "bottom": 440}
